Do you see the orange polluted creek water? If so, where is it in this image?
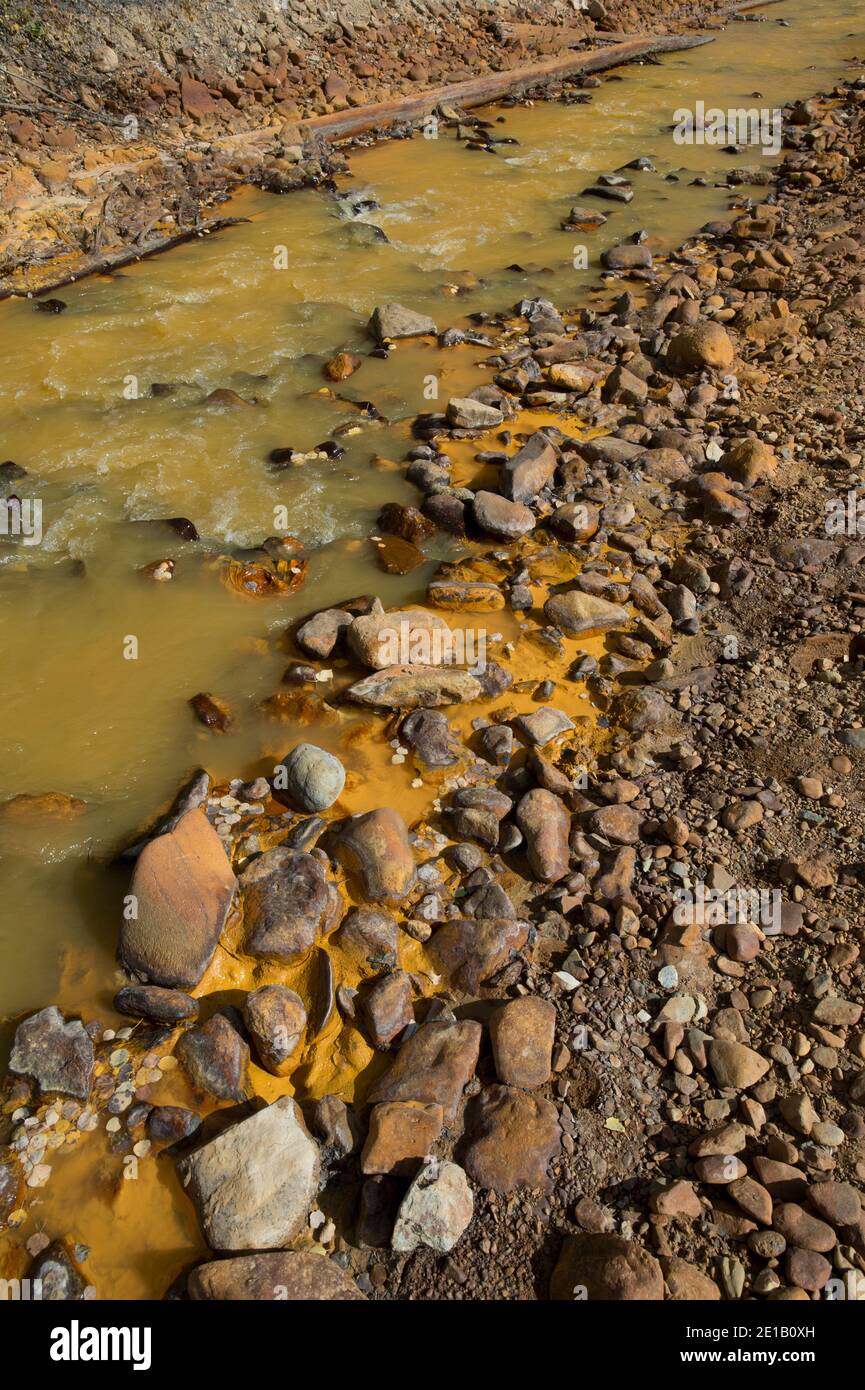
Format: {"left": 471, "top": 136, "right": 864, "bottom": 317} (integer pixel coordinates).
{"left": 0, "top": 0, "right": 860, "bottom": 1298}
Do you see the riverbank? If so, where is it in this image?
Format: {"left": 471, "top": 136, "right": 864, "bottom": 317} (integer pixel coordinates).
{"left": 0, "top": 0, "right": 760, "bottom": 295}
{"left": 2, "top": 41, "right": 865, "bottom": 1301}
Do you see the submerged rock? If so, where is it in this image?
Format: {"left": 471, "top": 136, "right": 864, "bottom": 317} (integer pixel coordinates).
{"left": 9, "top": 1006, "right": 94, "bottom": 1100}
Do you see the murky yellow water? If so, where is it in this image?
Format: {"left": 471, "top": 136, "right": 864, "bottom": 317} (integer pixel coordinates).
{"left": 0, "top": 0, "right": 861, "bottom": 1299}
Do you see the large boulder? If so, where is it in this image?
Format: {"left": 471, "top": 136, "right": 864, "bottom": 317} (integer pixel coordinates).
{"left": 177, "top": 1097, "right": 319, "bottom": 1251}
{"left": 119, "top": 808, "right": 236, "bottom": 989}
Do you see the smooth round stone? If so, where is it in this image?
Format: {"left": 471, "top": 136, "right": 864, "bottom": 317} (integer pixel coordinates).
{"left": 275, "top": 743, "right": 346, "bottom": 812}
{"left": 658, "top": 965, "right": 679, "bottom": 991}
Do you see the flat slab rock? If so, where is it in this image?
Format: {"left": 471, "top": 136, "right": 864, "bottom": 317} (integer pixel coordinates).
{"left": 9, "top": 1006, "right": 94, "bottom": 1099}
{"left": 463, "top": 1084, "right": 561, "bottom": 1194}
{"left": 345, "top": 663, "right": 482, "bottom": 710}
{"left": 177, "top": 1096, "right": 320, "bottom": 1252}
{"left": 188, "top": 1251, "right": 365, "bottom": 1300}
{"left": 367, "top": 1018, "right": 481, "bottom": 1124}
{"left": 119, "top": 807, "right": 236, "bottom": 989}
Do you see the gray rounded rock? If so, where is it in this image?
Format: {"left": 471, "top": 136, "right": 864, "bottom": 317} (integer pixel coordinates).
{"left": 275, "top": 743, "right": 346, "bottom": 812}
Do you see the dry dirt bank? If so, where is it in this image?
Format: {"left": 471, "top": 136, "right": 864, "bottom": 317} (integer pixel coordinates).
{"left": 0, "top": 0, "right": 740, "bottom": 293}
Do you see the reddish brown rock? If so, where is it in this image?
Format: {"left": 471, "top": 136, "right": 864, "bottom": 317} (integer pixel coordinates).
{"left": 362, "top": 971, "right": 414, "bottom": 1049}
{"left": 463, "top": 1085, "right": 560, "bottom": 1194}
{"left": 333, "top": 808, "right": 416, "bottom": 904}
{"left": 188, "top": 1250, "right": 364, "bottom": 1300}
{"left": 550, "top": 1233, "right": 664, "bottom": 1300}
{"left": 119, "top": 808, "right": 237, "bottom": 989}
{"left": 367, "top": 1019, "right": 481, "bottom": 1123}
{"left": 429, "top": 917, "right": 529, "bottom": 993}
{"left": 489, "top": 997, "right": 556, "bottom": 1088}
{"left": 361, "top": 1101, "right": 444, "bottom": 1177}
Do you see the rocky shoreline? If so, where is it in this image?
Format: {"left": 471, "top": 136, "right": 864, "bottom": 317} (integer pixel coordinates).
{"left": 0, "top": 0, "right": 752, "bottom": 295}
{"left": 3, "top": 56, "right": 865, "bottom": 1304}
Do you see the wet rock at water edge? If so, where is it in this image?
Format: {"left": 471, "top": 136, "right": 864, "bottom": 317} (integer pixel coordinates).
{"left": 601, "top": 243, "right": 653, "bottom": 271}
{"left": 119, "top": 808, "right": 237, "bottom": 990}
{"left": 273, "top": 742, "right": 346, "bottom": 812}
{"left": 113, "top": 985, "right": 198, "bottom": 1026}
{"left": 332, "top": 807, "right": 416, "bottom": 903}
{"left": 244, "top": 984, "right": 307, "bottom": 1075}
{"left": 295, "top": 606, "right": 353, "bottom": 659}
{"left": 177, "top": 1096, "right": 320, "bottom": 1251}
{"left": 345, "top": 664, "right": 482, "bottom": 709}
{"left": 391, "top": 1158, "right": 473, "bottom": 1254}
{"left": 147, "top": 1105, "right": 202, "bottom": 1146}
{"left": 347, "top": 607, "right": 450, "bottom": 670}
{"left": 175, "top": 1013, "right": 251, "bottom": 1102}
{"left": 472, "top": 490, "right": 535, "bottom": 539}
{"left": 336, "top": 908, "right": 399, "bottom": 973}
{"left": 544, "top": 589, "right": 629, "bottom": 636}
{"left": 9, "top": 1006, "right": 94, "bottom": 1099}
{"left": 500, "top": 431, "right": 557, "bottom": 504}
{"left": 240, "top": 848, "right": 336, "bottom": 962}
{"left": 368, "top": 303, "right": 437, "bottom": 343}
{"left": 446, "top": 397, "right": 504, "bottom": 430}
{"left": 189, "top": 1250, "right": 365, "bottom": 1300}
